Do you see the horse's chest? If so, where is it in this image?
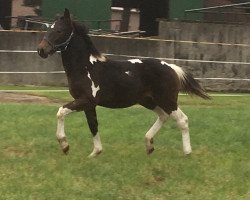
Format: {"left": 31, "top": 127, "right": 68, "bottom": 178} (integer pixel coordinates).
{"left": 67, "top": 74, "right": 93, "bottom": 99}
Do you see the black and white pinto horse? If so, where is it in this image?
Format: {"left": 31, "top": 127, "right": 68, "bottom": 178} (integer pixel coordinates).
{"left": 37, "top": 9, "right": 210, "bottom": 158}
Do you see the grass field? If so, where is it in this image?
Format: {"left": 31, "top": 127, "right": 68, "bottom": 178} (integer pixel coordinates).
{"left": 0, "top": 87, "right": 250, "bottom": 199}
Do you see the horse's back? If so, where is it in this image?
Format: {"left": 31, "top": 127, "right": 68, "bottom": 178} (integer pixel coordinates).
{"left": 107, "top": 58, "right": 180, "bottom": 88}
{"left": 95, "top": 58, "right": 180, "bottom": 109}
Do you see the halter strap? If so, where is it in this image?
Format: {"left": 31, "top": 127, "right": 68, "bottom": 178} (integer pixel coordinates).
{"left": 43, "top": 31, "right": 74, "bottom": 51}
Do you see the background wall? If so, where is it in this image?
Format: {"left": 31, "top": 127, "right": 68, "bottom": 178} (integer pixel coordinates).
{"left": 157, "top": 20, "right": 250, "bottom": 91}
{"left": 0, "top": 20, "right": 250, "bottom": 91}
{"left": 42, "top": 0, "right": 112, "bottom": 30}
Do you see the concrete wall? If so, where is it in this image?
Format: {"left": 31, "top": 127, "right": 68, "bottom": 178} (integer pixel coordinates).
{"left": 0, "top": 24, "right": 250, "bottom": 91}
{"left": 0, "top": 31, "right": 65, "bottom": 86}
{"left": 158, "top": 20, "right": 250, "bottom": 44}
{"left": 158, "top": 20, "right": 250, "bottom": 92}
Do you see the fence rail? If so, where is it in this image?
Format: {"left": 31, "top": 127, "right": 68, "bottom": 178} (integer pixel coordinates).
{"left": 184, "top": 2, "right": 250, "bottom": 24}
{"left": 0, "top": 50, "right": 250, "bottom": 82}
{"left": 185, "top": 2, "right": 250, "bottom": 12}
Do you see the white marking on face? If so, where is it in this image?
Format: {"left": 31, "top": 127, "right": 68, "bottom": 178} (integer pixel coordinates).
{"left": 89, "top": 54, "right": 107, "bottom": 65}
{"left": 161, "top": 61, "right": 185, "bottom": 80}
{"left": 128, "top": 59, "right": 143, "bottom": 64}
{"left": 51, "top": 22, "right": 56, "bottom": 29}
{"left": 87, "top": 72, "right": 100, "bottom": 97}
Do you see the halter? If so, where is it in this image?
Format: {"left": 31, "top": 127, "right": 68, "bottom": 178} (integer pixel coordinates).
{"left": 43, "top": 31, "right": 74, "bottom": 51}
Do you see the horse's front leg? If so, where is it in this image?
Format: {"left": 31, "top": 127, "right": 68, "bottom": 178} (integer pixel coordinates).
{"left": 84, "top": 108, "right": 103, "bottom": 158}
{"left": 56, "top": 106, "right": 74, "bottom": 154}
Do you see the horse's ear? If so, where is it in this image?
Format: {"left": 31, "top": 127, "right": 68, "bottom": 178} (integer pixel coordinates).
{"left": 64, "top": 8, "right": 70, "bottom": 19}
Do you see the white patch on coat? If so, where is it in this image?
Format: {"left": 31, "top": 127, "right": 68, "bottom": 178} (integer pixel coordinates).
{"left": 51, "top": 22, "right": 56, "bottom": 29}
{"left": 90, "top": 55, "right": 97, "bottom": 64}
{"left": 125, "top": 71, "right": 132, "bottom": 76}
{"left": 89, "top": 54, "right": 106, "bottom": 65}
{"left": 160, "top": 61, "right": 186, "bottom": 80}
{"left": 87, "top": 72, "right": 100, "bottom": 97}
{"left": 128, "top": 59, "right": 143, "bottom": 64}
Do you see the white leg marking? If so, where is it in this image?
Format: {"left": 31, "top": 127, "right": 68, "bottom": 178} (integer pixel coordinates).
{"left": 128, "top": 59, "right": 143, "bottom": 64}
{"left": 88, "top": 133, "right": 103, "bottom": 158}
{"left": 56, "top": 107, "right": 73, "bottom": 152}
{"left": 87, "top": 72, "right": 100, "bottom": 97}
{"left": 56, "top": 107, "right": 73, "bottom": 139}
{"left": 170, "top": 107, "right": 192, "bottom": 155}
{"left": 145, "top": 106, "right": 168, "bottom": 154}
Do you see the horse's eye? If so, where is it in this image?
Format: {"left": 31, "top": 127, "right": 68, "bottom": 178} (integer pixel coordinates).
{"left": 57, "top": 30, "right": 62, "bottom": 33}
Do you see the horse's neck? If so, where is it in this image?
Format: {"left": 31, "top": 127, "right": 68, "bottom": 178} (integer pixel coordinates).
{"left": 61, "top": 33, "right": 106, "bottom": 79}
{"left": 61, "top": 36, "right": 90, "bottom": 71}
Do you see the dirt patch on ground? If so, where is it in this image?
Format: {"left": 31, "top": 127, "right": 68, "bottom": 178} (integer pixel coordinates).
{"left": 0, "top": 92, "right": 52, "bottom": 104}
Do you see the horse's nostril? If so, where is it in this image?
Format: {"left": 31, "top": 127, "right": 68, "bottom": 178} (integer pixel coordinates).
{"left": 37, "top": 48, "right": 48, "bottom": 58}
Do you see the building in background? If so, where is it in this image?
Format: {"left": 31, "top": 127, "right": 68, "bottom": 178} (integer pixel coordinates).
{"left": 42, "top": 0, "right": 111, "bottom": 30}
{"left": 113, "top": 0, "right": 250, "bottom": 36}
{"left": 1, "top": 0, "right": 250, "bottom": 35}
{"left": 0, "top": 0, "right": 12, "bottom": 29}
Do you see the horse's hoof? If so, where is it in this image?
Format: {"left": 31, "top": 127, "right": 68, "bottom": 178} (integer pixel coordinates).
{"left": 62, "top": 145, "right": 69, "bottom": 154}
{"left": 58, "top": 137, "right": 69, "bottom": 154}
{"left": 145, "top": 137, "right": 154, "bottom": 155}
{"left": 184, "top": 148, "right": 192, "bottom": 156}
{"left": 88, "top": 149, "right": 102, "bottom": 158}
{"left": 147, "top": 147, "right": 155, "bottom": 155}
{"left": 184, "top": 151, "right": 192, "bottom": 156}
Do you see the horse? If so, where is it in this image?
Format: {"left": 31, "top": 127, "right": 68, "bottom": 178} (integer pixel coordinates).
{"left": 37, "top": 9, "right": 210, "bottom": 158}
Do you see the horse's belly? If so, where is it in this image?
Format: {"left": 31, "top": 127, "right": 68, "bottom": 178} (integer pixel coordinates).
{"left": 96, "top": 90, "right": 139, "bottom": 108}
{"left": 98, "top": 100, "right": 137, "bottom": 108}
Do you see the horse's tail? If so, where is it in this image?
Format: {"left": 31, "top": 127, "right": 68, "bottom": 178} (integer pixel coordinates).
{"left": 169, "top": 63, "right": 211, "bottom": 99}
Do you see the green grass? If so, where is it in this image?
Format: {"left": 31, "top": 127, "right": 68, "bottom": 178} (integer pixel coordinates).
{"left": 0, "top": 87, "right": 250, "bottom": 199}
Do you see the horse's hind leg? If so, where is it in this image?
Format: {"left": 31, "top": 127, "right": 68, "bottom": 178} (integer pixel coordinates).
{"left": 145, "top": 106, "right": 168, "bottom": 154}
{"left": 56, "top": 106, "right": 73, "bottom": 154}
{"left": 170, "top": 107, "right": 192, "bottom": 155}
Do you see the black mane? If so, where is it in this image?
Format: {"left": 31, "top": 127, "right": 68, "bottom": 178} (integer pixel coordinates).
{"left": 72, "top": 21, "right": 101, "bottom": 58}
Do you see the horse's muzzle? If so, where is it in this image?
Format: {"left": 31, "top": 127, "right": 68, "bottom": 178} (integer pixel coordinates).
{"left": 37, "top": 39, "right": 55, "bottom": 58}
{"left": 37, "top": 48, "right": 48, "bottom": 58}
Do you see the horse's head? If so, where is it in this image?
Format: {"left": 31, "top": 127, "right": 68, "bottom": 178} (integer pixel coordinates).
{"left": 37, "top": 9, "right": 73, "bottom": 58}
